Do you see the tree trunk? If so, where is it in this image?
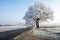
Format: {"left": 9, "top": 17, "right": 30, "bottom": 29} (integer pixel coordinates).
{"left": 36, "top": 20, "right": 39, "bottom": 28}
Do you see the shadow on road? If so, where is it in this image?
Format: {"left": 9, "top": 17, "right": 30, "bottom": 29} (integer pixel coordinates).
{"left": 0, "top": 26, "right": 33, "bottom": 40}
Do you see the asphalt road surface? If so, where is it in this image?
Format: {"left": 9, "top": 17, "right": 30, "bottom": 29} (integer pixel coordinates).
{"left": 0, "top": 26, "right": 33, "bottom": 40}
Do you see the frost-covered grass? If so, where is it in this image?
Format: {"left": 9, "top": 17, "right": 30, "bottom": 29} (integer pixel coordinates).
{"left": 37, "top": 27, "right": 60, "bottom": 33}
{"left": 31, "top": 29, "right": 57, "bottom": 39}
{"left": 46, "top": 28, "right": 60, "bottom": 33}
{"left": 0, "top": 26, "right": 28, "bottom": 32}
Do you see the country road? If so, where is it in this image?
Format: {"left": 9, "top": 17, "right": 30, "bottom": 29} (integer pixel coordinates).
{"left": 0, "top": 26, "right": 33, "bottom": 40}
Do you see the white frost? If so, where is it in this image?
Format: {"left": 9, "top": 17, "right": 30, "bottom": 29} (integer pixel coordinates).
{"left": 23, "top": 2, "right": 54, "bottom": 26}
{"left": 0, "top": 26, "right": 28, "bottom": 32}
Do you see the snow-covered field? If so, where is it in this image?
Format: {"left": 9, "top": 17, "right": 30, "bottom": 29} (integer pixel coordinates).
{"left": 32, "top": 29, "right": 57, "bottom": 38}
{"left": 0, "top": 26, "right": 28, "bottom": 32}
{"left": 46, "top": 28, "right": 60, "bottom": 33}
{"left": 32, "top": 29, "right": 60, "bottom": 40}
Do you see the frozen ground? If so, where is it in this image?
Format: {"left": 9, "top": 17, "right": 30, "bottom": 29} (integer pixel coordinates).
{"left": 47, "top": 28, "right": 60, "bottom": 33}
{"left": 0, "top": 26, "right": 28, "bottom": 32}
{"left": 32, "top": 29, "right": 60, "bottom": 40}
{"left": 32, "top": 29, "right": 56, "bottom": 38}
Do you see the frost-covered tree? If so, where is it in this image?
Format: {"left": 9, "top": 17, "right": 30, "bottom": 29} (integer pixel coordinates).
{"left": 23, "top": 2, "right": 54, "bottom": 28}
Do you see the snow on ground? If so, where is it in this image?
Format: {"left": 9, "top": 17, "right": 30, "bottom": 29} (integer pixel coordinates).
{"left": 32, "top": 29, "right": 57, "bottom": 38}
{"left": 0, "top": 26, "right": 28, "bottom": 32}
{"left": 46, "top": 28, "right": 60, "bottom": 33}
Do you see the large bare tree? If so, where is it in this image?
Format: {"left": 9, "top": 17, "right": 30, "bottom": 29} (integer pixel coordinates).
{"left": 23, "top": 2, "right": 54, "bottom": 28}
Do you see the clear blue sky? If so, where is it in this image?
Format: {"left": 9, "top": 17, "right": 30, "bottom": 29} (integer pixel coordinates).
{"left": 0, "top": 0, "right": 37, "bottom": 25}
{"left": 0, "top": 0, "right": 60, "bottom": 25}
